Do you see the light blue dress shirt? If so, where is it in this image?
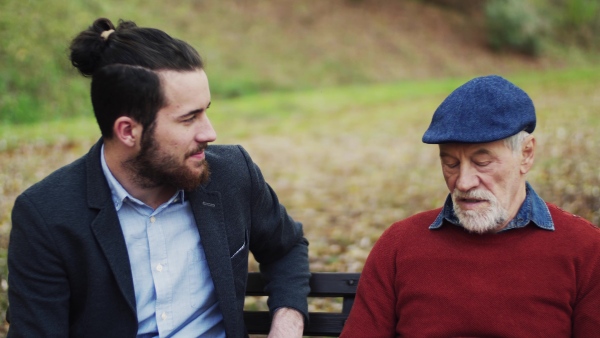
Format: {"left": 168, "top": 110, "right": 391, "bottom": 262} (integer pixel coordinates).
{"left": 101, "top": 146, "right": 225, "bottom": 337}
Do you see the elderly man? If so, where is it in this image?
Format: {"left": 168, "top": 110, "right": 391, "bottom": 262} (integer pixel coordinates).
{"left": 340, "top": 75, "right": 600, "bottom": 337}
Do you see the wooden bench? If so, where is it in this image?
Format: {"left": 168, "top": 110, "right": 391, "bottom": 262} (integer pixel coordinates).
{"left": 5, "top": 272, "right": 360, "bottom": 336}
{"left": 244, "top": 272, "right": 360, "bottom": 337}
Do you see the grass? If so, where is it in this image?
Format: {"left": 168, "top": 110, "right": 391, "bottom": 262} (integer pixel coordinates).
{"left": 2, "top": 68, "right": 599, "bottom": 333}
{"left": 2, "top": 0, "right": 599, "bottom": 124}
{"left": 2, "top": 0, "right": 599, "bottom": 333}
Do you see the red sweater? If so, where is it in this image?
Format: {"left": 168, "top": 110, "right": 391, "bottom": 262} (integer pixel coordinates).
{"left": 341, "top": 203, "right": 600, "bottom": 338}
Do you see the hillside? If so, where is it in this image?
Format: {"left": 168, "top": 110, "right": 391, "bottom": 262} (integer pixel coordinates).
{"left": 149, "top": 0, "right": 584, "bottom": 93}
{"left": 1, "top": 0, "right": 597, "bottom": 123}
{"left": 1, "top": 1, "right": 600, "bottom": 335}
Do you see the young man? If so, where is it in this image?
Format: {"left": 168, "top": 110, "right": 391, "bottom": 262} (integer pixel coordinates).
{"left": 340, "top": 75, "right": 600, "bottom": 337}
{"left": 7, "top": 18, "right": 309, "bottom": 338}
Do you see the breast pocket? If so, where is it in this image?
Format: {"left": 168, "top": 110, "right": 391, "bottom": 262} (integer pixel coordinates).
{"left": 230, "top": 229, "right": 249, "bottom": 268}
{"left": 188, "top": 247, "right": 210, "bottom": 308}
{"left": 230, "top": 229, "right": 249, "bottom": 303}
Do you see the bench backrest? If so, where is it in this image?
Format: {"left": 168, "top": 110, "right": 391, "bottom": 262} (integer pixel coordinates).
{"left": 244, "top": 272, "right": 360, "bottom": 336}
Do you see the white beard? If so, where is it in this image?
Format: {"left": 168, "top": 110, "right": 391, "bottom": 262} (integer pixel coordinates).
{"left": 452, "top": 189, "right": 509, "bottom": 234}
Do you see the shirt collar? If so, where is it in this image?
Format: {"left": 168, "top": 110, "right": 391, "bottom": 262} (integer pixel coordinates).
{"left": 429, "top": 182, "right": 554, "bottom": 232}
{"left": 100, "top": 144, "right": 185, "bottom": 211}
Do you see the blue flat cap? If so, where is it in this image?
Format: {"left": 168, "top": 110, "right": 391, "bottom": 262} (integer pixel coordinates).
{"left": 422, "top": 75, "right": 536, "bottom": 144}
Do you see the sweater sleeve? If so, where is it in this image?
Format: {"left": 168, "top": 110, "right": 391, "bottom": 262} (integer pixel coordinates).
{"left": 572, "top": 227, "right": 600, "bottom": 337}
{"left": 340, "top": 226, "right": 399, "bottom": 338}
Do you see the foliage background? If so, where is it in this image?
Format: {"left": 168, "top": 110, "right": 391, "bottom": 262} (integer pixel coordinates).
{"left": 1, "top": 0, "right": 599, "bottom": 336}
{"left": 3, "top": 0, "right": 599, "bottom": 124}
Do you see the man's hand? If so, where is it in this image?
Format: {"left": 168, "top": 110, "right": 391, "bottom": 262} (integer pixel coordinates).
{"left": 268, "top": 307, "right": 304, "bottom": 338}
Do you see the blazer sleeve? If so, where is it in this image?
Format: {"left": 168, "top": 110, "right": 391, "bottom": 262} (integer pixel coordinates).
{"left": 237, "top": 145, "right": 311, "bottom": 321}
{"left": 7, "top": 193, "right": 70, "bottom": 337}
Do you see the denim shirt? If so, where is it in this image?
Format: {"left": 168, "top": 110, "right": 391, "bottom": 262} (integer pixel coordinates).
{"left": 429, "top": 182, "right": 555, "bottom": 232}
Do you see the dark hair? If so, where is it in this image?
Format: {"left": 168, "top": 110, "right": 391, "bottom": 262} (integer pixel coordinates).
{"left": 69, "top": 18, "right": 204, "bottom": 138}
{"left": 91, "top": 64, "right": 164, "bottom": 138}
{"left": 70, "top": 18, "right": 203, "bottom": 75}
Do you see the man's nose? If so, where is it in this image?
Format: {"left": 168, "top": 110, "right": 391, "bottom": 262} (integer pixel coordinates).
{"left": 455, "top": 164, "right": 479, "bottom": 192}
{"left": 196, "top": 115, "right": 217, "bottom": 143}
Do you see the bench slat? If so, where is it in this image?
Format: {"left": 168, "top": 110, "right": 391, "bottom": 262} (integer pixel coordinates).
{"left": 244, "top": 311, "right": 349, "bottom": 336}
{"left": 244, "top": 272, "right": 360, "bottom": 336}
{"left": 246, "top": 272, "right": 360, "bottom": 296}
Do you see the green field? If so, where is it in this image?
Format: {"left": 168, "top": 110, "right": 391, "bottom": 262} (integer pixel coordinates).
{"left": 1, "top": 0, "right": 600, "bottom": 334}
{"left": 2, "top": 68, "right": 600, "bottom": 329}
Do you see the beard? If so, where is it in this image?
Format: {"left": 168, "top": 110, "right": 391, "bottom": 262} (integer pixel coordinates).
{"left": 124, "top": 127, "right": 211, "bottom": 191}
{"left": 451, "top": 189, "right": 509, "bottom": 234}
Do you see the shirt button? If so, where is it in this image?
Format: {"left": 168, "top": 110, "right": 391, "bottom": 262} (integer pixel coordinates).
{"left": 161, "top": 312, "right": 167, "bottom": 320}
{"left": 156, "top": 264, "right": 163, "bottom": 272}
{"left": 150, "top": 216, "right": 156, "bottom": 223}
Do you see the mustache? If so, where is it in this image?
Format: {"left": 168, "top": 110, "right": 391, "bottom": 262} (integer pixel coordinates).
{"left": 452, "top": 189, "right": 495, "bottom": 201}
{"left": 185, "top": 144, "right": 208, "bottom": 158}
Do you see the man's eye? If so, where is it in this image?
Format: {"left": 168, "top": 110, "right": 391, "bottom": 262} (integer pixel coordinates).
{"left": 183, "top": 115, "right": 197, "bottom": 123}
{"left": 444, "top": 162, "right": 459, "bottom": 169}
{"left": 475, "top": 161, "right": 491, "bottom": 167}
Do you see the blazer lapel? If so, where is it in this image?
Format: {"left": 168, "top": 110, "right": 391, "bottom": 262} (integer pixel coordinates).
{"left": 189, "top": 189, "right": 239, "bottom": 337}
{"left": 86, "top": 140, "right": 136, "bottom": 313}
{"left": 90, "top": 208, "right": 137, "bottom": 313}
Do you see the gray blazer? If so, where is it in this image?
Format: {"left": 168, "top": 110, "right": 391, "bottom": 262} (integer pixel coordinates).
{"left": 8, "top": 140, "right": 310, "bottom": 338}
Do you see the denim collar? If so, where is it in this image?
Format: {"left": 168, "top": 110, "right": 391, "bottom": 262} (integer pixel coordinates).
{"left": 429, "top": 182, "right": 554, "bottom": 232}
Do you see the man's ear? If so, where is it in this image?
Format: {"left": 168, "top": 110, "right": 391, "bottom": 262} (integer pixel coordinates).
{"left": 113, "top": 116, "right": 142, "bottom": 148}
{"left": 520, "top": 135, "right": 536, "bottom": 175}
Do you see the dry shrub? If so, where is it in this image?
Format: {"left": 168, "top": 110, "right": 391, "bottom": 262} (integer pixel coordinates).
{"left": 531, "top": 126, "right": 600, "bottom": 225}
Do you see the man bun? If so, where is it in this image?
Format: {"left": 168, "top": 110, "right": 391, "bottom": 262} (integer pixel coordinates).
{"left": 69, "top": 18, "right": 119, "bottom": 76}
{"left": 69, "top": 18, "right": 201, "bottom": 77}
